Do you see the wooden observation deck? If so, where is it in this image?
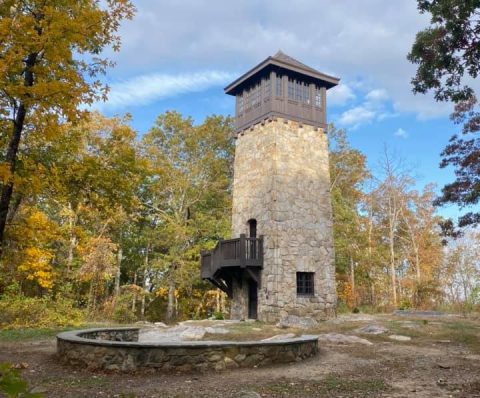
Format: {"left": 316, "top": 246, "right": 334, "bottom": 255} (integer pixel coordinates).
{"left": 201, "top": 234, "right": 263, "bottom": 297}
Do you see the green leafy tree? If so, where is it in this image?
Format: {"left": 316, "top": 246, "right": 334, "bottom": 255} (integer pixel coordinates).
{"left": 141, "top": 112, "right": 234, "bottom": 321}
{"left": 408, "top": 0, "right": 480, "bottom": 226}
{"left": 328, "top": 125, "right": 370, "bottom": 308}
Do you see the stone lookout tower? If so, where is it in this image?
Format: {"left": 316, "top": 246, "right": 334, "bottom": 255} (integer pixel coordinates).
{"left": 201, "top": 51, "right": 338, "bottom": 323}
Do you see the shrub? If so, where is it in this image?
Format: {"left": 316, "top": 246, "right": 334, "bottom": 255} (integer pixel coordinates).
{"left": 0, "top": 295, "right": 84, "bottom": 329}
{"left": 212, "top": 311, "right": 224, "bottom": 320}
{"left": 0, "top": 362, "right": 43, "bottom": 397}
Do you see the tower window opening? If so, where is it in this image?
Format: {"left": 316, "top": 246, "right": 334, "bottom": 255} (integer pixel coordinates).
{"left": 297, "top": 272, "right": 314, "bottom": 296}
{"left": 288, "top": 78, "right": 294, "bottom": 100}
{"left": 303, "top": 85, "right": 310, "bottom": 104}
{"left": 315, "top": 86, "right": 322, "bottom": 108}
{"left": 264, "top": 77, "right": 271, "bottom": 100}
{"left": 248, "top": 219, "right": 257, "bottom": 238}
{"left": 295, "top": 81, "right": 302, "bottom": 101}
{"left": 275, "top": 74, "right": 283, "bottom": 97}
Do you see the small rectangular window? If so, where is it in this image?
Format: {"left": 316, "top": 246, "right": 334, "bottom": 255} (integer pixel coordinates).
{"left": 315, "top": 86, "right": 322, "bottom": 108}
{"left": 264, "top": 77, "right": 271, "bottom": 100}
{"left": 297, "top": 272, "right": 314, "bottom": 296}
{"left": 288, "top": 78, "right": 295, "bottom": 100}
{"left": 255, "top": 83, "right": 261, "bottom": 107}
{"left": 276, "top": 74, "right": 283, "bottom": 97}
{"left": 303, "top": 85, "right": 310, "bottom": 104}
{"left": 295, "top": 81, "right": 302, "bottom": 101}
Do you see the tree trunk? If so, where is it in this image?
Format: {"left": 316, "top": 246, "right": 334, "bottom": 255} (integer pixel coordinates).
{"left": 140, "top": 244, "right": 150, "bottom": 319}
{"left": 141, "top": 268, "right": 148, "bottom": 319}
{"left": 114, "top": 247, "right": 122, "bottom": 299}
{"left": 389, "top": 230, "right": 398, "bottom": 307}
{"left": 0, "top": 52, "right": 38, "bottom": 256}
{"left": 350, "top": 256, "right": 356, "bottom": 307}
{"left": 167, "top": 277, "right": 175, "bottom": 321}
{"left": 131, "top": 271, "right": 137, "bottom": 312}
{"left": 66, "top": 203, "right": 77, "bottom": 275}
{"left": 414, "top": 246, "right": 421, "bottom": 282}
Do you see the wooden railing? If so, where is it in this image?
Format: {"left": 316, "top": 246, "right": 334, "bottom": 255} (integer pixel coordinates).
{"left": 201, "top": 234, "right": 263, "bottom": 279}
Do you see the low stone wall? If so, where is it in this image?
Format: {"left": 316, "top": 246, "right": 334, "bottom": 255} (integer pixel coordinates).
{"left": 57, "top": 328, "right": 319, "bottom": 372}
{"left": 78, "top": 328, "right": 139, "bottom": 342}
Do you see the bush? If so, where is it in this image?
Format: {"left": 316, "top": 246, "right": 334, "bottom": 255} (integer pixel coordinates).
{"left": 101, "top": 287, "right": 143, "bottom": 324}
{"left": 212, "top": 311, "right": 224, "bottom": 320}
{"left": 0, "top": 295, "right": 84, "bottom": 329}
{"left": 336, "top": 300, "right": 350, "bottom": 314}
{"left": 0, "top": 362, "right": 43, "bottom": 397}
{"left": 398, "top": 298, "right": 412, "bottom": 311}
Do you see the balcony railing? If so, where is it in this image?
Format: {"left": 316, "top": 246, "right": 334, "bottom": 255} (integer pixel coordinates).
{"left": 201, "top": 234, "right": 263, "bottom": 280}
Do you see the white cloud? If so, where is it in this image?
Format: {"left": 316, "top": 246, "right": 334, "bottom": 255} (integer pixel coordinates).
{"left": 328, "top": 83, "right": 356, "bottom": 106}
{"left": 338, "top": 87, "right": 393, "bottom": 129}
{"left": 93, "top": 70, "right": 235, "bottom": 111}
{"left": 394, "top": 127, "right": 408, "bottom": 138}
{"left": 366, "top": 89, "right": 389, "bottom": 103}
{"left": 98, "top": 1, "right": 454, "bottom": 120}
{"left": 338, "top": 106, "right": 376, "bottom": 129}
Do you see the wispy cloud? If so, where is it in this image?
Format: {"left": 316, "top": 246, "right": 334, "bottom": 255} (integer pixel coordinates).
{"left": 394, "top": 127, "right": 408, "bottom": 138}
{"left": 328, "top": 83, "right": 356, "bottom": 106}
{"left": 94, "top": 70, "right": 235, "bottom": 111}
{"left": 337, "top": 88, "right": 395, "bottom": 129}
{"left": 338, "top": 106, "right": 376, "bottom": 128}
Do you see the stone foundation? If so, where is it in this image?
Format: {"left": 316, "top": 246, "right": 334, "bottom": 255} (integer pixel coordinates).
{"left": 231, "top": 119, "right": 337, "bottom": 322}
{"left": 57, "top": 328, "right": 319, "bottom": 372}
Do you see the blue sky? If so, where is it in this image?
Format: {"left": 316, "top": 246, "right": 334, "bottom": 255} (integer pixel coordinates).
{"left": 92, "top": 0, "right": 475, "bottom": 221}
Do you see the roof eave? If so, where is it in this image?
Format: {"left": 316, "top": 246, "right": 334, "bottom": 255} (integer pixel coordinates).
{"left": 224, "top": 57, "right": 340, "bottom": 96}
{"left": 224, "top": 56, "right": 273, "bottom": 95}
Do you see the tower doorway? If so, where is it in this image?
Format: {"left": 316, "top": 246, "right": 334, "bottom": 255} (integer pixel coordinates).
{"left": 248, "top": 219, "right": 257, "bottom": 238}
{"left": 248, "top": 279, "right": 258, "bottom": 319}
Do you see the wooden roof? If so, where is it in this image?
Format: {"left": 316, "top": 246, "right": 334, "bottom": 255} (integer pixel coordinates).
{"left": 225, "top": 51, "right": 339, "bottom": 96}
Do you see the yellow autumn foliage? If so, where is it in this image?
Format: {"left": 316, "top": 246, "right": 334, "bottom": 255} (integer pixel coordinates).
{"left": 17, "top": 247, "right": 55, "bottom": 289}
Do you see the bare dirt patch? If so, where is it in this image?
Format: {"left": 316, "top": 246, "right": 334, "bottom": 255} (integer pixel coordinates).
{"left": 1, "top": 313, "right": 480, "bottom": 397}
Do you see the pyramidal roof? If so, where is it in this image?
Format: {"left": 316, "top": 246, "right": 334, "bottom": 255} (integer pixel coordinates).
{"left": 271, "top": 50, "right": 321, "bottom": 75}
{"left": 225, "top": 51, "right": 339, "bottom": 96}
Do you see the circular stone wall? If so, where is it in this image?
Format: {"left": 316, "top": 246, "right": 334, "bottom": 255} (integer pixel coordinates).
{"left": 57, "top": 328, "right": 319, "bottom": 372}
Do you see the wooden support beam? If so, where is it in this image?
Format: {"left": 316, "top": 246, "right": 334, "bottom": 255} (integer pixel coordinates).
{"left": 246, "top": 267, "right": 259, "bottom": 284}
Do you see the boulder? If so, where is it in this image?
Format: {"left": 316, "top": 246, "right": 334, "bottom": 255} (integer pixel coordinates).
{"left": 355, "top": 324, "right": 388, "bottom": 335}
{"left": 389, "top": 334, "right": 411, "bottom": 342}
{"left": 277, "top": 315, "right": 318, "bottom": 329}
{"left": 205, "top": 327, "right": 229, "bottom": 334}
{"left": 317, "top": 333, "right": 373, "bottom": 346}
{"left": 180, "top": 327, "right": 206, "bottom": 341}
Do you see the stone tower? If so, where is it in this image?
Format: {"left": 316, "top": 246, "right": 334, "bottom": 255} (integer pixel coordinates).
{"left": 201, "top": 51, "right": 338, "bottom": 323}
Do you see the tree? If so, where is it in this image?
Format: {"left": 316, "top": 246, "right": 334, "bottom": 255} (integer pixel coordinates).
{"left": 408, "top": 0, "right": 480, "bottom": 226}
{"left": 141, "top": 112, "right": 234, "bottom": 321}
{"left": 441, "top": 230, "right": 480, "bottom": 307}
{"left": 328, "top": 125, "right": 370, "bottom": 308}
{"left": 0, "top": 0, "right": 135, "bottom": 254}
{"left": 374, "top": 151, "right": 415, "bottom": 307}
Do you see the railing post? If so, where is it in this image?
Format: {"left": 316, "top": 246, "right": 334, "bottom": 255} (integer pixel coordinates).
{"left": 239, "top": 234, "right": 246, "bottom": 268}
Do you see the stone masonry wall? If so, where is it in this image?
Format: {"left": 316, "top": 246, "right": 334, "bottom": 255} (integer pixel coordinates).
{"left": 231, "top": 118, "right": 336, "bottom": 322}
{"left": 57, "top": 329, "right": 319, "bottom": 372}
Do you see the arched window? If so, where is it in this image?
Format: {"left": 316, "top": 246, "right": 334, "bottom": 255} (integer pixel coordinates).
{"left": 248, "top": 219, "right": 257, "bottom": 238}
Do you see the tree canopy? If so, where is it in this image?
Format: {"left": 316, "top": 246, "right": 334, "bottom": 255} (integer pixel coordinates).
{"left": 0, "top": 0, "right": 135, "bottom": 252}
{"left": 408, "top": 0, "right": 480, "bottom": 226}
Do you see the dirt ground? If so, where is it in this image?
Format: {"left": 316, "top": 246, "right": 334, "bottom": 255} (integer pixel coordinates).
{"left": 1, "top": 313, "right": 480, "bottom": 398}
